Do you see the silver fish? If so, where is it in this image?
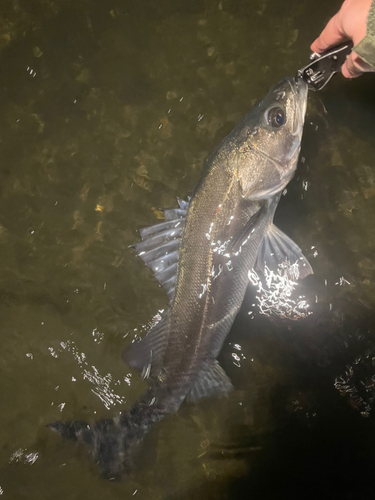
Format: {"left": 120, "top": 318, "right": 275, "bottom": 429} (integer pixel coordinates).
{"left": 49, "top": 76, "right": 312, "bottom": 479}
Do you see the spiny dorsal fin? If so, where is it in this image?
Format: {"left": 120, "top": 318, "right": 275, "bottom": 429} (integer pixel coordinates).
{"left": 133, "top": 199, "right": 189, "bottom": 303}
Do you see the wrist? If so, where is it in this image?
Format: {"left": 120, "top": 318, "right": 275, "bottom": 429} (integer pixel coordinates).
{"left": 353, "top": 0, "right": 375, "bottom": 67}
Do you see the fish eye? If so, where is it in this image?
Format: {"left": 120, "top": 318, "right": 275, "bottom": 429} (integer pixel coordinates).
{"left": 266, "top": 107, "right": 285, "bottom": 128}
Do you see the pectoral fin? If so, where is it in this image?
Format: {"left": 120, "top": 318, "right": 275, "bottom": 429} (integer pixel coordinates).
{"left": 230, "top": 201, "right": 267, "bottom": 253}
{"left": 256, "top": 224, "right": 313, "bottom": 279}
{"left": 186, "top": 362, "right": 233, "bottom": 403}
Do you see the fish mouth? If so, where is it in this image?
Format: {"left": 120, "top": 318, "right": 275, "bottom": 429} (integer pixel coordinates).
{"left": 287, "top": 76, "right": 308, "bottom": 137}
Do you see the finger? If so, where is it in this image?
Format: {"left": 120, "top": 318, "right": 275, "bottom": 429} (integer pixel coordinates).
{"left": 341, "top": 52, "right": 375, "bottom": 78}
{"left": 341, "top": 53, "right": 364, "bottom": 78}
{"left": 310, "top": 12, "right": 346, "bottom": 53}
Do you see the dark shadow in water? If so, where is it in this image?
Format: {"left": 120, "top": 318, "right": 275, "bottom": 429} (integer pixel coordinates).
{"left": 164, "top": 303, "right": 375, "bottom": 500}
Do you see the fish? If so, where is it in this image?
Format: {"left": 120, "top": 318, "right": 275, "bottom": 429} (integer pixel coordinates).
{"left": 49, "top": 76, "right": 312, "bottom": 479}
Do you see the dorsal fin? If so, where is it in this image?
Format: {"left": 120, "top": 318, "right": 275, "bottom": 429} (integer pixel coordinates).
{"left": 162, "top": 208, "right": 187, "bottom": 221}
{"left": 133, "top": 199, "right": 189, "bottom": 303}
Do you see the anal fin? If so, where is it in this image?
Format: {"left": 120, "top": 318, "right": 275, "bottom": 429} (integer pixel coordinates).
{"left": 187, "top": 361, "right": 233, "bottom": 403}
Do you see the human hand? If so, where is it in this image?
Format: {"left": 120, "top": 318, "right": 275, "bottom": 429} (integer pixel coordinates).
{"left": 311, "top": 0, "right": 375, "bottom": 78}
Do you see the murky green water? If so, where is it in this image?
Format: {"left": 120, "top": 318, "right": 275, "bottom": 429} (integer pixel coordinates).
{"left": 1, "top": 0, "right": 375, "bottom": 498}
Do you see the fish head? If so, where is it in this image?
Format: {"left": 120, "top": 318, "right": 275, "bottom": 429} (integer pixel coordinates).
{"left": 235, "top": 77, "right": 308, "bottom": 199}
{"left": 252, "top": 77, "right": 308, "bottom": 163}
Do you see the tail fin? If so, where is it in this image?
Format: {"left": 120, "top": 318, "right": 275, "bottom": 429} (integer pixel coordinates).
{"left": 48, "top": 394, "right": 166, "bottom": 480}
{"left": 48, "top": 420, "right": 93, "bottom": 443}
{"left": 48, "top": 417, "right": 135, "bottom": 479}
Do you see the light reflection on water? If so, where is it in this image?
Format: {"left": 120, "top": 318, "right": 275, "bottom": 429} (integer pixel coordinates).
{"left": 0, "top": 0, "right": 375, "bottom": 498}
{"left": 47, "top": 337, "right": 130, "bottom": 411}
{"left": 248, "top": 260, "right": 311, "bottom": 320}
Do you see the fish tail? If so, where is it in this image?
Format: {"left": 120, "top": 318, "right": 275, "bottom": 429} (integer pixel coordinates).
{"left": 48, "top": 399, "right": 165, "bottom": 479}
{"left": 48, "top": 416, "right": 139, "bottom": 479}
